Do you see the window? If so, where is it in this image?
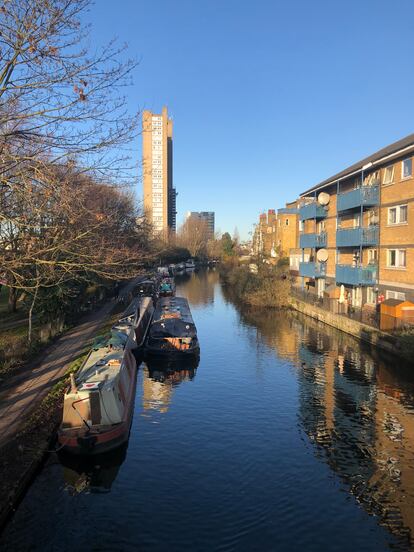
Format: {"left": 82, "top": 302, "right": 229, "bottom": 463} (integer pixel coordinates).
{"left": 368, "top": 249, "right": 377, "bottom": 264}
{"left": 388, "top": 205, "right": 408, "bottom": 224}
{"left": 299, "top": 220, "right": 304, "bottom": 232}
{"left": 386, "top": 290, "right": 406, "bottom": 301}
{"left": 353, "top": 214, "right": 361, "bottom": 228}
{"left": 285, "top": 219, "right": 289, "bottom": 226}
{"left": 387, "top": 249, "right": 406, "bottom": 268}
{"left": 364, "top": 171, "right": 380, "bottom": 186}
{"left": 402, "top": 158, "right": 412, "bottom": 179}
{"left": 367, "top": 287, "right": 377, "bottom": 304}
{"left": 383, "top": 165, "right": 394, "bottom": 185}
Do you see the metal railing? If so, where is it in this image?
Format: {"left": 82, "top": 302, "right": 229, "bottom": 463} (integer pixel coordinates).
{"left": 299, "top": 231, "right": 327, "bottom": 249}
{"left": 335, "top": 264, "right": 377, "bottom": 286}
{"left": 336, "top": 225, "right": 379, "bottom": 247}
{"left": 299, "top": 261, "right": 327, "bottom": 278}
{"left": 337, "top": 185, "right": 379, "bottom": 212}
{"left": 299, "top": 202, "right": 327, "bottom": 221}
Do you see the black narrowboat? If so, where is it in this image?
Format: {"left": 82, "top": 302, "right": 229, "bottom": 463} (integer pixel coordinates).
{"left": 145, "top": 297, "right": 199, "bottom": 358}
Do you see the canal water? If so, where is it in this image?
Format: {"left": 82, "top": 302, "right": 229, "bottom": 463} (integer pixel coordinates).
{"left": 2, "top": 269, "right": 414, "bottom": 551}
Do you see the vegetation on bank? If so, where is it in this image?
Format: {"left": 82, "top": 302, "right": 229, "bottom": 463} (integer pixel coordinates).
{"left": 220, "top": 260, "right": 291, "bottom": 308}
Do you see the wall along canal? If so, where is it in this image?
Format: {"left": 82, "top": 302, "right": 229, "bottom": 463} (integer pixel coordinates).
{"left": 1, "top": 269, "right": 414, "bottom": 551}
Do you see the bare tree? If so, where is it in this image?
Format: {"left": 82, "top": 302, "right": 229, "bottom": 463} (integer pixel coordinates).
{"left": 0, "top": 160, "right": 151, "bottom": 340}
{"left": 0, "top": 0, "right": 138, "bottom": 187}
{"left": 177, "top": 217, "right": 209, "bottom": 259}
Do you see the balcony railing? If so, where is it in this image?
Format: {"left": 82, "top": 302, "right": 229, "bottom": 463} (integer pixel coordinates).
{"left": 299, "top": 202, "right": 327, "bottom": 221}
{"left": 299, "top": 231, "right": 327, "bottom": 249}
{"left": 336, "top": 225, "right": 379, "bottom": 247}
{"left": 299, "top": 261, "right": 326, "bottom": 278}
{"left": 337, "top": 185, "right": 379, "bottom": 212}
{"left": 335, "top": 264, "right": 377, "bottom": 286}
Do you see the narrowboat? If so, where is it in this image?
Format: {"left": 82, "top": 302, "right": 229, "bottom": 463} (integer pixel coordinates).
{"left": 159, "top": 277, "right": 175, "bottom": 297}
{"left": 145, "top": 297, "right": 200, "bottom": 358}
{"left": 136, "top": 279, "right": 158, "bottom": 304}
{"left": 57, "top": 297, "right": 154, "bottom": 455}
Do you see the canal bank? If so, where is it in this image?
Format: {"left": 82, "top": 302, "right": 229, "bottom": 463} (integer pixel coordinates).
{"left": 0, "top": 277, "right": 143, "bottom": 531}
{"left": 289, "top": 295, "right": 414, "bottom": 362}
{"left": 2, "top": 269, "right": 414, "bottom": 551}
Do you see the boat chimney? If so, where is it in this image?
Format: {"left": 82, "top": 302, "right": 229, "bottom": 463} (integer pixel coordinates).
{"left": 70, "top": 373, "right": 78, "bottom": 393}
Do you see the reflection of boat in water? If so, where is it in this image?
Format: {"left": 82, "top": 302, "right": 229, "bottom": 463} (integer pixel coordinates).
{"left": 142, "top": 358, "right": 199, "bottom": 413}
{"left": 145, "top": 297, "right": 200, "bottom": 359}
{"left": 58, "top": 297, "right": 154, "bottom": 455}
{"left": 58, "top": 443, "right": 128, "bottom": 494}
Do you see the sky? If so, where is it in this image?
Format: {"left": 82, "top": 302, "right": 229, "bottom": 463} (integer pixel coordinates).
{"left": 85, "top": 0, "right": 414, "bottom": 239}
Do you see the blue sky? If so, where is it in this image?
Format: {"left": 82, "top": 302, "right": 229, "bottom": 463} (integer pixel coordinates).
{"left": 86, "top": 0, "right": 414, "bottom": 239}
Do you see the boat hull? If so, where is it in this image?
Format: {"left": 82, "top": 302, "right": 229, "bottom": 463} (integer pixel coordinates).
{"left": 58, "top": 364, "right": 138, "bottom": 455}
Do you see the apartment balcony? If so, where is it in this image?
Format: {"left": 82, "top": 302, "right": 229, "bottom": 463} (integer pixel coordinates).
{"left": 299, "top": 202, "right": 327, "bottom": 221}
{"left": 299, "top": 261, "right": 326, "bottom": 278}
{"left": 337, "top": 185, "right": 379, "bottom": 212}
{"left": 336, "top": 225, "right": 379, "bottom": 248}
{"left": 335, "top": 264, "right": 377, "bottom": 286}
{"left": 299, "top": 231, "right": 327, "bottom": 249}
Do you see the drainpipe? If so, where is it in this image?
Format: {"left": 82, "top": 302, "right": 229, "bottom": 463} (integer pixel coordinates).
{"left": 336, "top": 180, "right": 339, "bottom": 285}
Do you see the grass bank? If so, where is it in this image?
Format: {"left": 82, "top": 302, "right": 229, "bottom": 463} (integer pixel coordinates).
{"left": 0, "top": 307, "right": 122, "bottom": 532}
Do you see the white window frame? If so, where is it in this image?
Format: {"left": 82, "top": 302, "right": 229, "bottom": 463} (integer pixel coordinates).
{"left": 366, "top": 287, "right": 377, "bottom": 305}
{"left": 402, "top": 158, "right": 412, "bottom": 180}
{"left": 383, "top": 165, "right": 394, "bottom": 185}
{"left": 386, "top": 290, "right": 406, "bottom": 301}
{"left": 388, "top": 204, "right": 408, "bottom": 225}
{"left": 387, "top": 249, "right": 407, "bottom": 268}
{"left": 367, "top": 248, "right": 377, "bottom": 264}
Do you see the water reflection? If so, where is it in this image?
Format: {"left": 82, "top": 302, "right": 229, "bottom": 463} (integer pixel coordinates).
{"left": 234, "top": 302, "right": 414, "bottom": 549}
{"left": 142, "top": 359, "right": 199, "bottom": 413}
{"left": 175, "top": 268, "right": 219, "bottom": 306}
{"left": 58, "top": 444, "right": 127, "bottom": 495}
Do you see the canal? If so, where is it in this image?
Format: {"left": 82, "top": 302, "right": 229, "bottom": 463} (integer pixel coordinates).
{"left": 2, "top": 269, "right": 414, "bottom": 551}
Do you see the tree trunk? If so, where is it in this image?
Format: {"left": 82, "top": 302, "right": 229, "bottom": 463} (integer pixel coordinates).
{"left": 8, "top": 287, "right": 18, "bottom": 313}
{"left": 28, "top": 284, "right": 39, "bottom": 345}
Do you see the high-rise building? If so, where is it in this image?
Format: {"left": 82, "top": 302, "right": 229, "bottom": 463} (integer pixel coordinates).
{"left": 185, "top": 211, "right": 215, "bottom": 240}
{"left": 142, "top": 107, "right": 176, "bottom": 236}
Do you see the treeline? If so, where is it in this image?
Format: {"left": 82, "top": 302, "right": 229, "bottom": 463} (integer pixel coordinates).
{"left": 220, "top": 261, "right": 291, "bottom": 308}
{"left": 0, "top": 0, "right": 151, "bottom": 339}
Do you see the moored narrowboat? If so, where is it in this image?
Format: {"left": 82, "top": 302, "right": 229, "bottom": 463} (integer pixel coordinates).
{"left": 57, "top": 297, "right": 153, "bottom": 455}
{"left": 159, "top": 277, "right": 175, "bottom": 297}
{"left": 145, "top": 297, "right": 200, "bottom": 358}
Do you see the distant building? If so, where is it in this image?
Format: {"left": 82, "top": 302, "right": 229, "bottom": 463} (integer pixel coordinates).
{"left": 142, "top": 106, "right": 177, "bottom": 237}
{"left": 185, "top": 211, "right": 215, "bottom": 239}
{"left": 252, "top": 207, "right": 298, "bottom": 258}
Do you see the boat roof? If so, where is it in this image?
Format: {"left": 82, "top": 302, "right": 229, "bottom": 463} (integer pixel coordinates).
{"left": 75, "top": 326, "right": 131, "bottom": 390}
{"left": 73, "top": 297, "right": 152, "bottom": 391}
{"left": 152, "top": 297, "right": 195, "bottom": 325}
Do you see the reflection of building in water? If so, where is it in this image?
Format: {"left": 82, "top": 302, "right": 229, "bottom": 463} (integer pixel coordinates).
{"left": 224, "top": 291, "right": 414, "bottom": 545}
{"left": 181, "top": 269, "right": 218, "bottom": 307}
{"left": 59, "top": 444, "right": 127, "bottom": 494}
{"left": 142, "top": 362, "right": 198, "bottom": 414}
{"left": 296, "top": 323, "right": 414, "bottom": 548}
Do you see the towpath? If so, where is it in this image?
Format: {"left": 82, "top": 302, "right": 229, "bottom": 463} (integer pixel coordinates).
{"left": 0, "top": 277, "right": 143, "bottom": 448}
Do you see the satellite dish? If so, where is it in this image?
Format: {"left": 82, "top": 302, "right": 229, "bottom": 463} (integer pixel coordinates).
{"left": 318, "top": 192, "right": 330, "bottom": 206}
{"left": 316, "top": 248, "right": 329, "bottom": 262}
